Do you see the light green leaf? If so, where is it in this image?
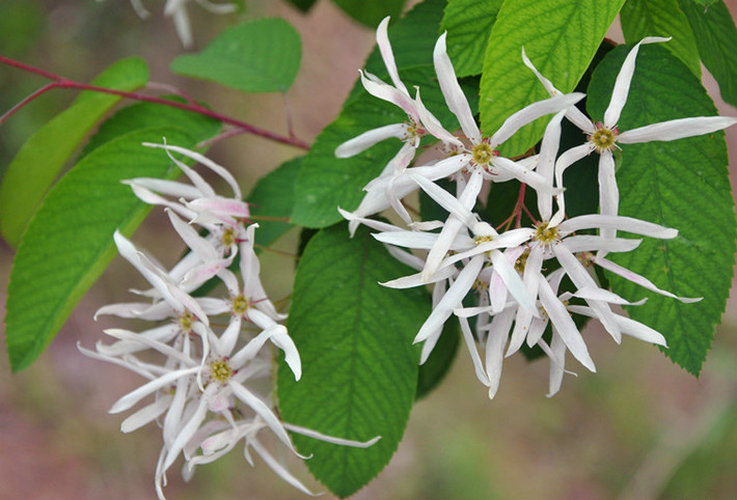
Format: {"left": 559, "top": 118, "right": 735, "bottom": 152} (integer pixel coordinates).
{"left": 331, "top": 0, "right": 406, "bottom": 28}
{"left": 0, "top": 57, "right": 149, "bottom": 247}
{"left": 278, "top": 223, "right": 425, "bottom": 497}
{"left": 440, "top": 0, "right": 504, "bottom": 77}
{"left": 479, "top": 0, "right": 624, "bottom": 156}
{"left": 247, "top": 156, "right": 302, "bottom": 248}
{"left": 586, "top": 45, "right": 735, "bottom": 375}
{"left": 678, "top": 0, "right": 737, "bottom": 107}
{"left": 620, "top": 0, "right": 701, "bottom": 77}
{"left": 171, "top": 18, "right": 301, "bottom": 93}
{"left": 5, "top": 127, "right": 206, "bottom": 372}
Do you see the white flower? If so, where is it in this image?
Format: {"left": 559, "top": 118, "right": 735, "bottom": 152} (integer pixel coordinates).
{"left": 522, "top": 40, "right": 737, "bottom": 238}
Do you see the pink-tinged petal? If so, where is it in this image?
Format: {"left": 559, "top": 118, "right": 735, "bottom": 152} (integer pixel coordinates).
{"left": 604, "top": 37, "right": 671, "bottom": 127}
{"left": 360, "top": 70, "right": 417, "bottom": 118}
{"left": 415, "top": 255, "right": 484, "bottom": 344}
{"left": 143, "top": 141, "right": 216, "bottom": 197}
{"left": 414, "top": 87, "right": 463, "bottom": 147}
{"left": 376, "top": 16, "right": 408, "bottom": 95}
{"left": 458, "top": 316, "right": 492, "bottom": 387}
{"left": 594, "top": 256, "right": 702, "bottom": 303}
{"left": 538, "top": 278, "right": 596, "bottom": 372}
{"left": 125, "top": 183, "right": 199, "bottom": 221}
{"left": 123, "top": 177, "right": 203, "bottom": 199}
{"left": 562, "top": 235, "right": 641, "bottom": 253}
{"left": 181, "top": 258, "right": 233, "bottom": 289}
{"left": 489, "top": 93, "right": 584, "bottom": 148}
{"left": 433, "top": 32, "right": 481, "bottom": 143}
{"left": 229, "top": 381, "right": 294, "bottom": 450}
{"left": 121, "top": 395, "right": 173, "bottom": 433}
{"left": 335, "top": 123, "right": 408, "bottom": 158}
{"left": 560, "top": 214, "right": 678, "bottom": 239}
{"left": 186, "top": 197, "right": 251, "bottom": 219}
{"left": 486, "top": 308, "right": 513, "bottom": 399}
{"left": 110, "top": 366, "right": 199, "bottom": 414}
{"left": 537, "top": 110, "right": 566, "bottom": 220}
{"left": 597, "top": 150, "right": 618, "bottom": 240}
{"left": 618, "top": 116, "right": 737, "bottom": 143}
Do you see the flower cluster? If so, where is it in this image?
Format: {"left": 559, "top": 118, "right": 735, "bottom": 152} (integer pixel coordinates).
{"left": 81, "top": 144, "right": 377, "bottom": 499}
{"left": 338, "top": 18, "right": 737, "bottom": 398}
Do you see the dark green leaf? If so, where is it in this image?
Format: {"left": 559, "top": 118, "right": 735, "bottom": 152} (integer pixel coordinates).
{"left": 440, "top": 0, "right": 504, "bottom": 77}
{"left": 247, "top": 156, "right": 302, "bottom": 248}
{"left": 171, "top": 18, "right": 301, "bottom": 93}
{"left": 587, "top": 45, "right": 735, "bottom": 375}
{"left": 5, "top": 128, "right": 197, "bottom": 371}
{"left": 331, "top": 0, "right": 406, "bottom": 28}
{"left": 620, "top": 0, "right": 701, "bottom": 77}
{"left": 678, "top": 0, "right": 737, "bottom": 107}
{"left": 479, "top": 0, "right": 624, "bottom": 156}
{"left": 278, "top": 223, "right": 426, "bottom": 497}
{"left": 0, "top": 57, "right": 149, "bottom": 246}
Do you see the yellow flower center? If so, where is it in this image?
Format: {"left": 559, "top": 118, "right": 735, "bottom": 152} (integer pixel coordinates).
{"left": 232, "top": 294, "right": 250, "bottom": 316}
{"left": 474, "top": 235, "right": 494, "bottom": 245}
{"left": 471, "top": 141, "right": 494, "bottom": 167}
{"left": 221, "top": 227, "right": 236, "bottom": 247}
{"left": 534, "top": 222, "right": 559, "bottom": 245}
{"left": 588, "top": 123, "right": 619, "bottom": 153}
{"left": 209, "top": 359, "right": 233, "bottom": 384}
{"left": 179, "top": 312, "right": 194, "bottom": 332}
{"left": 515, "top": 249, "right": 529, "bottom": 274}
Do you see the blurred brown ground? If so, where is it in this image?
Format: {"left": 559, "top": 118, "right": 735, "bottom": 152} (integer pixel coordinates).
{"left": 2, "top": 1, "right": 737, "bottom": 499}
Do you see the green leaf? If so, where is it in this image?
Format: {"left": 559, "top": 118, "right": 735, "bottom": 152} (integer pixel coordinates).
{"left": 171, "top": 18, "right": 301, "bottom": 93}
{"left": 678, "top": 0, "right": 737, "bottom": 107}
{"left": 479, "top": 0, "right": 624, "bottom": 156}
{"left": 247, "top": 156, "right": 302, "bottom": 248}
{"left": 586, "top": 45, "right": 735, "bottom": 375}
{"left": 440, "top": 0, "right": 504, "bottom": 77}
{"left": 278, "top": 223, "right": 426, "bottom": 497}
{"left": 5, "top": 128, "right": 199, "bottom": 371}
{"left": 80, "top": 97, "right": 220, "bottom": 157}
{"left": 331, "top": 0, "right": 406, "bottom": 28}
{"left": 0, "top": 57, "right": 149, "bottom": 247}
{"left": 620, "top": 0, "right": 701, "bottom": 77}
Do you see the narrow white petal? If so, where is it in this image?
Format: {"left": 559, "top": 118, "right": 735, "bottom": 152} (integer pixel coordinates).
{"left": 604, "top": 37, "right": 671, "bottom": 127}
{"left": 562, "top": 235, "right": 641, "bottom": 253}
{"left": 618, "top": 116, "right": 737, "bottom": 143}
{"left": 537, "top": 110, "right": 566, "bottom": 220}
{"left": 539, "top": 278, "right": 596, "bottom": 372}
{"left": 110, "top": 367, "right": 198, "bottom": 414}
{"left": 414, "top": 87, "right": 464, "bottom": 147}
{"left": 410, "top": 173, "right": 477, "bottom": 228}
{"left": 359, "top": 70, "right": 417, "bottom": 118}
{"left": 458, "top": 316, "right": 492, "bottom": 387}
{"left": 376, "top": 16, "right": 408, "bottom": 95}
{"left": 284, "top": 422, "right": 381, "bottom": 448}
{"left": 249, "top": 438, "right": 317, "bottom": 496}
{"left": 490, "top": 93, "right": 584, "bottom": 148}
{"left": 229, "top": 381, "right": 294, "bottom": 451}
{"left": 560, "top": 214, "right": 678, "bottom": 239}
{"left": 335, "top": 123, "right": 408, "bottom": 158}
{"left": 594, "top": 256, "right": 702, "bottom": 303}
{"left": 598, "top": 150, "right": 618, "bottom": 240}
{"left": 433, "top": 32, "right": 481, "bottom": 143}
{"left": 486, "top": 309, "right": 514, "bottom": 399}
{"left": 121, "top": 395, "right": 173, "bottom": 433}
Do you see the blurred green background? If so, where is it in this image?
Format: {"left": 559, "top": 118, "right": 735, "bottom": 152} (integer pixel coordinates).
{"left": 1, "top": 1, "right": 737, "bottom": 499}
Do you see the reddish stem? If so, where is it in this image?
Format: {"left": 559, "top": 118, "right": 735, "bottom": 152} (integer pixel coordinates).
{"left": 0, "top": 55, "right": 310, "bottom": 150}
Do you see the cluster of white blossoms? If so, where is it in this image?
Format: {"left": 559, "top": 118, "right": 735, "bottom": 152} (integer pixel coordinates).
{"left": 338, "top": 18, "right": 737, "bottom": 398}
{"left": 81, "top": 143, "right": 377, "bottom": 499}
